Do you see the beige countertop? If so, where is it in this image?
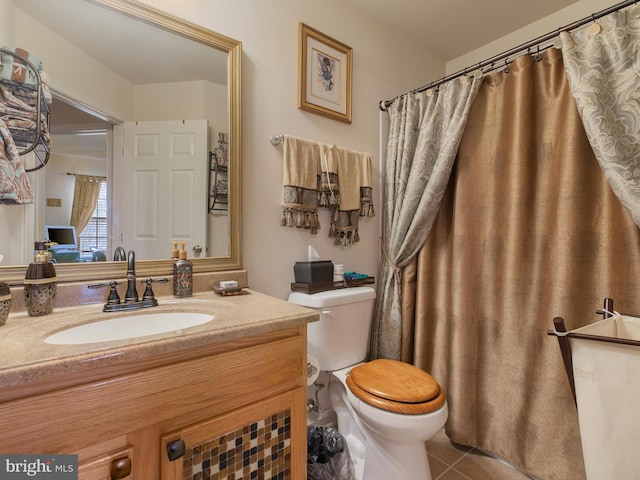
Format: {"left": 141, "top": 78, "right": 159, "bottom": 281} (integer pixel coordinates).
{"left": 0, "top": 289, "right": 317, "bottom": 397}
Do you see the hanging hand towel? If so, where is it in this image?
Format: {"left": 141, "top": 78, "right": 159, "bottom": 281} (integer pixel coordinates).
{"left": 0, "top": 84, "right": 51, "bottom": 149}
{"left": 360, "top": 153, "right": 375, "bottom": 218}
{"left": 326, "top": 146, "right": 374, "bottom": 246}
{"left": 0, "top": 118, "right": 34, "bottom": 204}
{"left": 281, "top": 135, "right": 322, "bottom": 233}
{"left": 213, "top": 132, "right": 229, "bottom": 167}
{"left": 319, "top": 146, "right": 339, "bottom": 208}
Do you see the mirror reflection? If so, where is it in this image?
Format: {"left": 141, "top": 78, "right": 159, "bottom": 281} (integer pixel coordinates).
{"left": 0, "top": 0, "right": 242, "bottom": 282}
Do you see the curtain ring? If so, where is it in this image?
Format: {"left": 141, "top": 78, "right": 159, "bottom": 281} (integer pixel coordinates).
{"left": 504, "top": 58, "right": 510, "bottom": 74}
{"left": 587, "top": 14, "right": 602, "bottom": 35}
{"left": 534, "top": 44, "right": 542, "bottom": 62}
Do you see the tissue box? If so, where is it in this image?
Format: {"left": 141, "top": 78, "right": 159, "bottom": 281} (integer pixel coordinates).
{"left": 294, "top": 261, "right": 334, "bottom": 284}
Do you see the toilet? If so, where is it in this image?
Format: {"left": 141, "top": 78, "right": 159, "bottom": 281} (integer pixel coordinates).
{"left": 289, "top": 286, "right": 448, "bottom": 480}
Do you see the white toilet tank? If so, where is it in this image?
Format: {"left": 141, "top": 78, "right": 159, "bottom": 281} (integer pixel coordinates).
{"left": 288, "top": 286, "right": 376, "bottom": 371}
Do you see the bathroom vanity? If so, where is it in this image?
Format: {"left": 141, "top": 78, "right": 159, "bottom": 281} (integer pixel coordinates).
{"left": 0, "top": 287, "right": 316, "bottom": 479}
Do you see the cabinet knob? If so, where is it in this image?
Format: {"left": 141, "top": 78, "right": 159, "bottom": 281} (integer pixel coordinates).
{"left": 110, "top": 456, "right": 132, "bottom": 479}
{"left": 167, "top": 438, "right": 186, "bottom": 461}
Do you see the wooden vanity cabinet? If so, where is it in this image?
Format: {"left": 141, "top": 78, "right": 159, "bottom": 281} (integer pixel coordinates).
{"left": 0, "top": 326, "right": 308, "bottom": 480}
{"left": 77, "top": 440, "right": 134, "bottom": 479}
{"left": 160, "top": 389, "right": 305, "bottom": 479}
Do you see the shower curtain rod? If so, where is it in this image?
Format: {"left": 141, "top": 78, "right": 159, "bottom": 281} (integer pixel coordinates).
{"left": 379, "top": 0, "right": 637, "bottom": 111}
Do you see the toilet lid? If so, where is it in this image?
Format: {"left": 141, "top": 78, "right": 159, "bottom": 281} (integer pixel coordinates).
{"left": 346, "top": 359, "right": 446, "bottom": 414}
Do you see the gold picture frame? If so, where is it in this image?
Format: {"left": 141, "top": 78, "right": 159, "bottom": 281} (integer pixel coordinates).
{"left": 298, "top": 23, "right": 352, "bottom": 124}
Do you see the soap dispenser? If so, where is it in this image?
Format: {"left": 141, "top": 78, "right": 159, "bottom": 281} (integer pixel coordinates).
{"left": 24, "top": 241, "right": 57, "bottom": 316}
{"left": 173, "top": 242, "right": 193, "bottom": 297}
{"left": 170, "top": 241, "right": 179, "bottom": 260}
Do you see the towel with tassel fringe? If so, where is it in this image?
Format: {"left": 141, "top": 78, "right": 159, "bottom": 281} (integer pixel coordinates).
{"left": 280, "top": 135, "right": 374, "bottom": 245}
{"left": 326, "top": 145, "right": 375, "bottom": 246}
{"left": 281, "top": 135, "right": 323, "bottom": 234}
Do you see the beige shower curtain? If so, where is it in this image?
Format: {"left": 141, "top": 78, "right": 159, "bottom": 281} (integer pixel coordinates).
{"left": 401, "top": 49, "right": 640, "bottom": 479}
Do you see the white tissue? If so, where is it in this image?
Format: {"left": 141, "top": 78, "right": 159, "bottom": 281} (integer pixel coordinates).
{"left": 308, "top": 245, "right": 321, "bottom": 262}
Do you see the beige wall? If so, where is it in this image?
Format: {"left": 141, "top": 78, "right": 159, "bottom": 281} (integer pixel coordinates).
{"left": 0, "top": 0, "right": 13, "bottom": 45}
{"left": 14, "top": 6, "right": 133, "bottom": 121}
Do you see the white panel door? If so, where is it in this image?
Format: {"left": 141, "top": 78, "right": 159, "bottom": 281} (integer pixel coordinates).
{"left": 120, "top": 120, "right": 208, "bottom": 260}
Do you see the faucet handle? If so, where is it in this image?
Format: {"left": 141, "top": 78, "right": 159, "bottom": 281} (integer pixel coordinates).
{"left": 148, "top": 277, "right": 169, "bottom": 284}
{"left": 141, "top": 278, "right": 155, "bottom": 301}
{"left": 140, "top": 277, "right": 169, "bottom": 301}
{"left": 88, "top": 281, "right": 122, "bottom": 306}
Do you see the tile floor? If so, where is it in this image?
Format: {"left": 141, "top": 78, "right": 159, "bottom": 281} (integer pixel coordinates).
{"left": 427, "top": 430, "right": 536, "bottom": 480}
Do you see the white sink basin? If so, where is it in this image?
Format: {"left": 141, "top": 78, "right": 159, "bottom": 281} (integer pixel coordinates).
{"left": 44, "top": 311, "right": 214, "bottom": 345}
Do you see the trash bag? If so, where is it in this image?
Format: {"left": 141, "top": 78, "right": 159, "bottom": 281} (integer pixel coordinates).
{"left": 307, "top": 425, "right": 355, "bottom": 480}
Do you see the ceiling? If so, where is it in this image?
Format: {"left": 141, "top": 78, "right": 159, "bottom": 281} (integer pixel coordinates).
{"left": 344, "top": 0, "right": 583, "bottom": 61}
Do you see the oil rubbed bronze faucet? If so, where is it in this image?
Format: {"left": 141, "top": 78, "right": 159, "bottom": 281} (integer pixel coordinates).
{"left": 88, "top": 250, "right": 168, "bottom": 312}
{"left": 125, "top": 250, "right": 139, "bottom": 303}
{"left": 113, "top": 246, "right": 126, "bottom": 261}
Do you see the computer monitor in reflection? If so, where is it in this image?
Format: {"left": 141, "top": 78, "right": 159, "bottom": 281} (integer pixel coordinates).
{"left": 45, "top": 225, "right": 78, "bottom": 251}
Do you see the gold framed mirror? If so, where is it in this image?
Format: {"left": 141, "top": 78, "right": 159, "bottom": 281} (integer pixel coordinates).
{"left": 0, "top": 0, "right": 242, "bottom": 283}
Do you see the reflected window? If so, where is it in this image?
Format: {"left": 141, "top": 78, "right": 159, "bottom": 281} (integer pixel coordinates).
{"left": 78, "top": 181, "right": 107, "bottom": 253}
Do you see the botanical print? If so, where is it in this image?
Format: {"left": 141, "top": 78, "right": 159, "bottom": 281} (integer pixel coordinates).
{"left": 317, "top": 52, "right": 335, "bottom": 91}
{"left": 310, "top": 47, "right": 340, "bottom": 106}
{"left": 298, "top": 23, "right": 352, "bottom": 123}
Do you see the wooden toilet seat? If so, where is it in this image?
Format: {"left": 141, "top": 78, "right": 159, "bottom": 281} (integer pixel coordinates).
{"left": 346, "top": 359, "right": 446, "bottom": 415}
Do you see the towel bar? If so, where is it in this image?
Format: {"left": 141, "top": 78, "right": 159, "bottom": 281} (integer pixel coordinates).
{"left": 270, "top": 134, "right": 284, "bottom": 145}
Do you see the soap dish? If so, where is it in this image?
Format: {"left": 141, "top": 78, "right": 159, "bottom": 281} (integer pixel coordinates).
{"left": 213, "top": 283, "right": 249, "bottom": 296}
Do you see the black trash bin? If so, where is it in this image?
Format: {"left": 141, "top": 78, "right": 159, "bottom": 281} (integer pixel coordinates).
{"left": 307, "top": 425, "right": 355, "bottom": 480}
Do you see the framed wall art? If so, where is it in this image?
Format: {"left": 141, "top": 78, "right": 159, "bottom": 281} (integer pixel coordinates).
{"left": 298, "top": 23, "right": 352, "bottom": 124}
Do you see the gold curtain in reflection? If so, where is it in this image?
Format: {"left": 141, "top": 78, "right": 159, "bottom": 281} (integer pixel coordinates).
{"left": 69, "top": 174, "right": 104, "bottom": 236}
{"left": 402, "top": 49, "right": 640, "bottom": 479}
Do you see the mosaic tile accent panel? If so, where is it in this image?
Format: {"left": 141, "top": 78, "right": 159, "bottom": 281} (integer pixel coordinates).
{"left": 182, "top": 409, "right": 291, "bottom": 480}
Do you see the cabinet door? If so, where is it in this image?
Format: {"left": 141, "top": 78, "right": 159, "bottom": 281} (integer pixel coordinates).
{"left": 78, "top": 445, "right": 133, "bottom": 480}
{"left": 161, "top": 389, "right": 306, "bottom": 480}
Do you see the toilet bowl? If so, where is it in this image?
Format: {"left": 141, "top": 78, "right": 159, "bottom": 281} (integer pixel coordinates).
{"left": 288, "top": 287, "right": 448, "bottom": 480}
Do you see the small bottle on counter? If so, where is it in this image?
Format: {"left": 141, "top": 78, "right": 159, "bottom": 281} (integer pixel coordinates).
{"left": 170, "top": 240, "right": 179, "bottom": 260}
{"left": 173, "top": 242, "right": 193, "bottom": 297}
{"left": 24, "top": 241, "right": 57, "bottom": 316}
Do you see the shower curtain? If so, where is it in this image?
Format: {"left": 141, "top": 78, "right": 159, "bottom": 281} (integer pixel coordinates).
{"left": 369, "top": 77, "right": 481, "bottom": 360}
{"left": 562, "top": 10, "right": 640, "bottom": 228}
{"left": 399, "top": 47, "right": 640, "bottom": 479}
